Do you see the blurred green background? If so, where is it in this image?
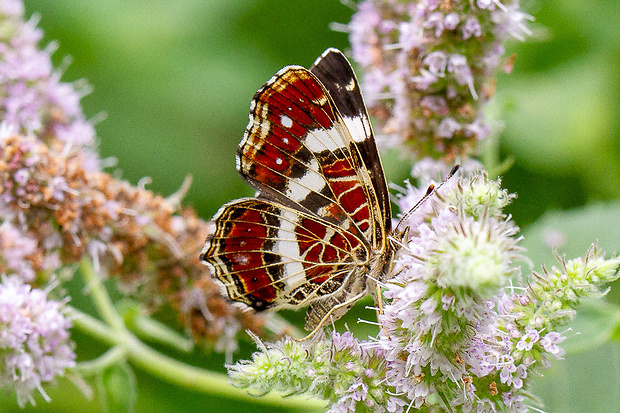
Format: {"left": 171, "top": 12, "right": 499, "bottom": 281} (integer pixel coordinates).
{"left": 2, "top": 0, "right": 619, "bottom": 411}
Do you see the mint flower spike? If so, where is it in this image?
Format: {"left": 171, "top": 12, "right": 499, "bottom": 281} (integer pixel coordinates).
{"left": 0, "top": 4, "right": 99, "bottom": 171}
{"left": 374, "top": 170, "right": 525, "bottom": 410}
{"left": 345, "top": 0, "right": 532, "bottom": 159}
{"left": 0, "top": 275, "right": 76, "bottom": 407}
{"left": 229, "top": 330, "right": 400, "bottom": 413}
{"left": 229, "top": 170, "right": 620, "bottom": 412}
{"left": 375, "top": 173, "right": 619, "bottom": 412}
{"left": 522, "top": 243, "right": 620, "bottom": 330}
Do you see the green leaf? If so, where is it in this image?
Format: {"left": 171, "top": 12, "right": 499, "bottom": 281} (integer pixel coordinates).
{"left": 530, "top": 342, "right": 620, "bottom": 412}
{"left": 98, "top": 362, "right": 138, "bottom": 413}
{"left": 563, "top": 300, "right": 620, "bottom": 355}
{"left": 520, "top": 201, "right": 620, "bottom": 269}
{"left": 523, "top": 202, "right": 620, "bottom": 411}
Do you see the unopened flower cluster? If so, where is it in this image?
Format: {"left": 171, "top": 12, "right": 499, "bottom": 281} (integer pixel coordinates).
{"left": 228, "top": 170, "right": 620, "bottom": 412}
{"left": 229, "top": 331, "right": 402, "bottom": 412}
{"left": 345, "top": 0, "right": 531, "bottom": 159}
{"left": 0, "top": 126, "right": 277, "bottom": 354}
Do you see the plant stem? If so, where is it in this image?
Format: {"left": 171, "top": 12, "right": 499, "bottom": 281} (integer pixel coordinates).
{"left": 125, "top": 305, "right": 194, "bottom": 353}
{"left": 79, "top": 259, "right": 125, "bottom": 330}
{"left": 75, "top": 346, "right": 127, "bottom": 376}
{"left": 74, "top": 260, "right": 325, "bottom": 411}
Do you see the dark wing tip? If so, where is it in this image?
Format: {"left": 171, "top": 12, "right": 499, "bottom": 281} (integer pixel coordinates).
{"left": 314, "top": 47, "right": 345, "bottom": 64}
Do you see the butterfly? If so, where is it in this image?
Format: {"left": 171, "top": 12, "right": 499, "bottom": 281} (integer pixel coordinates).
{"left": 200, "top": 48, "right": 403, "bottom": 334}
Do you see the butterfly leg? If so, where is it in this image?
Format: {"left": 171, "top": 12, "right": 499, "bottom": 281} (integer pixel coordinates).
{"left": 374, "top": 283, "right": 392, "bottom": 340}
{"left": 375, "top": 283, "right": 384, "bottom": 316}
{"left": 293, "top": 290, "right": 367, "bottom": 342}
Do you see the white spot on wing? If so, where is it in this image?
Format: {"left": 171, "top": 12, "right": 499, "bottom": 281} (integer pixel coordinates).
{"left": 276, "top": 157, "right": 283, "bottom": 165}
{"left": 305, "top": 127, "right": 346, "bottom": 153}
{"left": 235, "top": 254, "right": 249, "bottom": 265}
{"left": 281, "top": 114, "right": 293, "bottom": 128}
{"left": 286, "top": 158, "right": 325, "bottom": 202}
{"left": 276, "top": 210, "right": 305, "bottom": 292}
{"left": 343, "top": 116, "right": 370, "bottom": 143}
{"left": 345, "top": 78, "right": 357, "bottom": 91}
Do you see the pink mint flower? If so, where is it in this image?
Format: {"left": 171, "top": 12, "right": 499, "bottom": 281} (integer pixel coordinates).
{"left": 0, "top": 5, "right": 98, "bottom": 170}
{"left": 345, "top": 0, "right": 532, "bottom": 159}
{"left": 0, "top": 276, "right": 75, "bottom": 407}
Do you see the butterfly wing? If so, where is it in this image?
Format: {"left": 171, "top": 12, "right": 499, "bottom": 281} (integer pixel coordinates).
{"left": 310, "top": 48, "right": 392, "bottom": 235}
{"left": 237, "top": 63, "right": 383, "bottom": 246}
{"left": 202, "top": 49, "right": 391, "bottom": 329}
{"left": 201, "top": 198, "right": 369, "bottom": 313}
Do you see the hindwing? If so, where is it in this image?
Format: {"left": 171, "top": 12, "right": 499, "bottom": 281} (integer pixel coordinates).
{"left": 202, "top": 198, "right": 369, "bottom": 313}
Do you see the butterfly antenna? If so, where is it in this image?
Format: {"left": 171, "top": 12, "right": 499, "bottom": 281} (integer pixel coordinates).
{"left": 395, "top": 164, "right": 460, "bottom": 232}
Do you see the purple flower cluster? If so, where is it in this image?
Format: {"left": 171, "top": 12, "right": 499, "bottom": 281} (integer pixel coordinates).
{"left": 345, "top": 0, "right": 531, "bottom": 159}
{"left": 370, "top": 171, "right": 526, "bottom": 410}
{"left": 222, "top": 131, "right": 620, "bottom": 413}
{"left": 228, "top": 171, "right": 619, "bottom": 412}
{"left": 0, "top": 275, "right": 75, "bottom": 407}
{"left": 0, "top": 221, "right": 41, "bottom": 282}
{"left": 365, "top": 173, "right": 619, "bottom": 411}
{"left": 0, "top": 3, "right": 98, "bottom": 171}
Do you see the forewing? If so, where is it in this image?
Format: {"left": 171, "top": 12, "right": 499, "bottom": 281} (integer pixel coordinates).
{"left": 237, "top": 65, "right": 381, "bottom": 244}
{"left": 200, "top": 198, "right": 369, "bottom": 312}
{"left": 310, "top": 48, "right": 392, "bottom": 234}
